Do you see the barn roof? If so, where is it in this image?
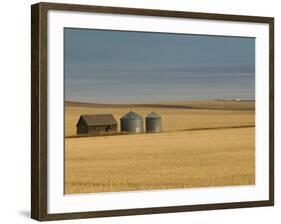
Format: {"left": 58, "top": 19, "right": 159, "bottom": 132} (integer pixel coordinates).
{"left": 77, "top": 114, "right": 117, "bottom": 126}
{"left": 121, "top": 111, "right": 142, "bottom": 120}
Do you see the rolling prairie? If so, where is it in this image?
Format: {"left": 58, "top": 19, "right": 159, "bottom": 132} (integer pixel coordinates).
{"left": 64, "top": 100, "right": 254, "bottom": 137}
{"left": 64, "top": 100, "right": 255, "bottom": 194}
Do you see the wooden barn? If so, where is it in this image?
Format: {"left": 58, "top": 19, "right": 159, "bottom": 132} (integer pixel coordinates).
{"left": 76, "top": 114, "right": 117, "bottom": 136}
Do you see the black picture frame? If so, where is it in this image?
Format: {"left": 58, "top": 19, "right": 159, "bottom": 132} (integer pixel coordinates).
{"left": 31, "top": 2, "right": 274, "bottom": 221}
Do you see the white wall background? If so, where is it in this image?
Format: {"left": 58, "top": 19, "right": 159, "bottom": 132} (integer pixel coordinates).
{"left": 0, "top": 0, "right": 279, "bottom": 223}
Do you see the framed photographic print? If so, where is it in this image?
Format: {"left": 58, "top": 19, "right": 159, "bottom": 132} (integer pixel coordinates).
{"left": 31, "top": 2, "right": 274, "bottom": 221}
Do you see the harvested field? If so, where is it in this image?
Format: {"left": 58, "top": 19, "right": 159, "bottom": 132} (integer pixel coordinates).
{"left": 64, "top": 101, "right": 255, "bottom": 194}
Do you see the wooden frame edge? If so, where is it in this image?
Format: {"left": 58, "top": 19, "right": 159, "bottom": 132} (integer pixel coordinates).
{"left": 31, "top": 2, "right": 274, "bottom": 221}
{"left": 37, "top": 2, "right": 274, "bottom": 23}
{"left": 31, "top": 3, "right": 40, "bottom": 220}
{"left": 31, "top": 3, "right": 48, "bottom": 221}
{"left": 40, "top": 200, "right": 272, "bottom": 221}
{"left": 269, "top": 18, "right": 274, "bottom": 205}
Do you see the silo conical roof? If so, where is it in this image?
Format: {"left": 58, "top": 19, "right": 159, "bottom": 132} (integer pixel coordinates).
{"left": 146, "top": 112, "right": 161, "bottom": 118}
{"left": 121, "top": 111, "right": 142, "bottom": 120}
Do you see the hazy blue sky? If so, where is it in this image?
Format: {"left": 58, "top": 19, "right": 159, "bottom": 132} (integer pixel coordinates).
{"left": 64, "top": 28, "right": 255, "bottom": 103}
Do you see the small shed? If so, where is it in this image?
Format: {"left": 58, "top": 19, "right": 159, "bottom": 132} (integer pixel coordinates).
{"left": 76, "top": 114, "right": 117, "bottom": 135}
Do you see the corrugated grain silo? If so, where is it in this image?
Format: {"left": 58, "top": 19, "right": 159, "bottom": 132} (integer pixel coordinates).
{"left": 120, "top": 111, "right": 144, "bottom": 133}
{"left": 145, "top": 112, "right": 162, "bottom": 133}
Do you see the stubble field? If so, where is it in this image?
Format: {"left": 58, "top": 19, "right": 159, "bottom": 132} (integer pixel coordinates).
{"left": 64, "top": 101, "right": 255, "bottom": 194}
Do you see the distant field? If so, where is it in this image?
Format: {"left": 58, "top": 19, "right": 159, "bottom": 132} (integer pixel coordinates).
{"left": 160, "top": 100, "right": 255, "bottom": 110}
{"left": 64, "top": 100, "right": 255, "bottom": 194}
{"left": 64, "top": 100, "right": 255, "bottom": 137}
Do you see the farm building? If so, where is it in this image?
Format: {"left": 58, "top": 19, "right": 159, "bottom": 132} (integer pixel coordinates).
{"left": 76, "top": 114, "right": 117, "bottom": 135}
{"left": 145, "top": 112, "right": 162, "bottom": 133}
{"left": 120, "top": 111, "right": 143, "bottom": 133}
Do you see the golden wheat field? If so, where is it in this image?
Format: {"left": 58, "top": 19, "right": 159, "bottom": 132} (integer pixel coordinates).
{"left": 64, "top": 101, "right": 255, "bottom": 194}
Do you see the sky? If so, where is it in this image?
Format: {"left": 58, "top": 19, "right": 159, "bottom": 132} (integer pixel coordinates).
{"left": 64, "top": 28, "right": 255, "bottom": 103}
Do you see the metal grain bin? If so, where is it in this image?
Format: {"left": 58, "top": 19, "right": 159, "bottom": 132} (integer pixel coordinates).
{"left": 120, "top": 111, "right": 143, "bottom": 133}
{"left": 145, "top": 112, "right": 161, "bottom": 133}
